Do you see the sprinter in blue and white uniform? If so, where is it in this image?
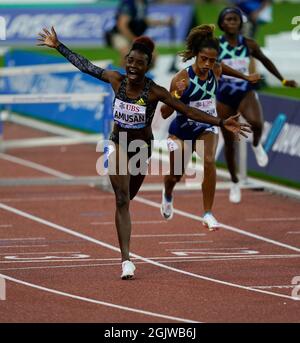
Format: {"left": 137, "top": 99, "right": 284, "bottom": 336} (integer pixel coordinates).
{"left": 217, "top": 7, "right": 297, "bottom": 203}
{"left": 160, "top": 24, "right": 257, "bottom": 230}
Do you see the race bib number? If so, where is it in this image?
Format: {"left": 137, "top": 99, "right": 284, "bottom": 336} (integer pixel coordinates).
{"left": 222, "top": 57, "right": 250, "bottom": 81}
{"left": 113, "top": 98, "right": 146, "bottom": 127}
{"left": 188, "top": 98, "right": 217, "bottom": 121}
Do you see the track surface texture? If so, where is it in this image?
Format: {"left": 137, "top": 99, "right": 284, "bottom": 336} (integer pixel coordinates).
{"left": 0, "top": 123, "right": 300, "bottom": 323}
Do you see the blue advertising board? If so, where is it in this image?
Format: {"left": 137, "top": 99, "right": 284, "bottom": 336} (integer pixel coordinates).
{"left": 0, "top": 50, "right": 113, "bottom": 133}
{"left": 217, "top": 93, "right": 300, "bottom": 185}
{"left": 1, "top": 4, "right": 193, "bottom": 46}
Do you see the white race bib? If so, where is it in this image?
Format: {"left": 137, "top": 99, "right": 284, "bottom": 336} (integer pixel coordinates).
{"left": 189, "top": 98, "right": 217, "bottom": 119}
{"left": 222, "top": 57, "right": 250, "bottom": 81}
{"left": 113, "top": 98, "right": 146, "bottom": 127}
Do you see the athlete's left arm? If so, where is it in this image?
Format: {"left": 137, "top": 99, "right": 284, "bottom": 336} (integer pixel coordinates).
{"left": 152, "top": 83, "right": 252, "bottom": 137}
{"left": 218, "top": 62, "right": 261, "bottom": 83}
{"left": 247, "top": 38, "right": 298, "bottom": 87}
{"left": 37, "top": 26, "right": 115, "bottom": 83}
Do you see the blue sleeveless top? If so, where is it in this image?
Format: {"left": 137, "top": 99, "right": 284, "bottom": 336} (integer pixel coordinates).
{"left": 218, "top": 35, "right": 250, "bottom": 88}
{"left": 176, "top": 66, "right": 218, "bottom": 125}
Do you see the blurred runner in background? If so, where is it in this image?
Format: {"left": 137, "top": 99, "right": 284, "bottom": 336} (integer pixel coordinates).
{"left": 106, "top": 0, "right": 173, "bottom": 68}
{"left": 216, "top": 7, "right": 297, "bottom": 204}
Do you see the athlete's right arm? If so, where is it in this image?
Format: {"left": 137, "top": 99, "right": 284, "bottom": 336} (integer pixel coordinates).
{"left": 36, "top": 26, "right": 117, "bottom": 84}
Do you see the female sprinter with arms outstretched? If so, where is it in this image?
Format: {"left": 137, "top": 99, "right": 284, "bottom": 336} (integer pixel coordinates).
{"left": 37, "top": 27, "right": 251, "bottom": 279}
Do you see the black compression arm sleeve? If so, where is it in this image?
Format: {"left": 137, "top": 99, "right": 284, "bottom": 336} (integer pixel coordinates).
{"left": 57, "top": 43, "right": 105, "bottom": 80}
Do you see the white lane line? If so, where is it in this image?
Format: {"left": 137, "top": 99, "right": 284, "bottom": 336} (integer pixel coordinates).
{"left": 0, "top": 153, "right": 73, "bottom": 179}
{"left": 0, "top": 254, "right": 289, "bottom": 263}
{"left": 0, "top": 251, "right": 81, "bottom": 256}
{"left": 1, "top": 253, "right": 300, "bottom": 264}
{"left": 0, "top": 245, "right": 48, "bottom": 248}
{"left": 221, "top": 223, "right": 300, "bottom": 253}
{"left": 0, "top": 202, "right": 299, "bottom": 301}
{"left": 1, "top": 251, "right": 300, "bottom": 267}
{"left": 0, "top": 264, "right": 118, "bottom": 271}
{"left": 134, "top": 196, "right": 300, "bottom": 253}
{"left": 247, "top": 217, "right": 300, "bottom": 222}
{"left": 142, "top": 191, "right": 268, "bottom": 199}
{"left": 252, "top": 285, "right": 294, "bottom": 289}
{"left": 2, "top": 254, "right": 300, "bottom": 271}
{"left": 132, "top": 233, "right": 207, "bottom": 238}
{"left": 159, "top": 241, "right": 213, "bottom": 244}
{"left": 287, "top": 232, "right": 300, "bottom": 234}
{"left": 166, "top": 247, "right": 249, "bottom": 251}
{"left": 0, "top": 259, "right": 90, "bottom": 264}
{"left": 170, "top": 251, "right": 257, "bottom": 256}
{"left": 0, "top": 225, "right": 13, "bottom": 228}
{"left": 144, "top": 192, "right": 268, "bottom": 198}
{"left": 0, "top": 273, "right": 199, "bottom": 323}
{"left": 0, "top": 238, "right": 45, "bottom": 241}
{"left": 0, "top": 254, "right": 300, "bottom": 270}
{"left": 3, "top": 257, "right": 89, "bottom": 262}
{"left": 0, "top": 195, "right": 114, "bottom": 203}
{"left": 91, "top": 220, "right": 167, "bottom": 226}
{"left": 0, "top": 277, "right": 5, "bottom": 300}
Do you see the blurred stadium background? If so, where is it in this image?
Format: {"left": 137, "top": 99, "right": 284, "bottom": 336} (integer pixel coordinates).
{"left": 0, "top": 0, "right": 299, "bottom": 192}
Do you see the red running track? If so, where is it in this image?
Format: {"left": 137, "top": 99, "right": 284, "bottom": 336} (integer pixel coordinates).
{"left": 0, "top": 124, "right": 300, "bottom": 323}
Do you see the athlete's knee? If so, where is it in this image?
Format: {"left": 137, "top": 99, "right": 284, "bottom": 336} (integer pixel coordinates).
{"left": 115, "top": 190, "right": 130, "bottom": 208}
{"left": 204, "top": 155, "right": 216, "bottom": 167}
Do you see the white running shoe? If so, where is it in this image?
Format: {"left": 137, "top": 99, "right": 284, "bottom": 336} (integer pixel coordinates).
{"left": 202, "top": 212, "right": 220, "bottom": 231}
{"left": 229, "top": 182, "right": 241, "bottom": 203}
{"left": 121, "top": 260, "right": 136, "bottom": 280}
{"left": 252, "top": 143, "right": 269, "bottom": 167}
{"left": 160, "top": 188, "right": 174, "bottom": 220}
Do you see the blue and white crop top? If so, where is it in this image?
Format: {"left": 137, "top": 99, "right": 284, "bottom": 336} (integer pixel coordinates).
{"left": 176, "top": 65, "right": 218, "bottom": 125}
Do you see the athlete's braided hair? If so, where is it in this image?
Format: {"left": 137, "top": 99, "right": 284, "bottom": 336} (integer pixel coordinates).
{"left": 179, "top": 24, "right": 219, "bottom": 62}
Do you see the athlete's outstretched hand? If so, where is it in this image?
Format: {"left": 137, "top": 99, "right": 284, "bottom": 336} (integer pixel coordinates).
{"left": 283, "top": 80, "right": 298, "bottom": 88}
{"left": 223, "top": 114, "right": 252, "bottom": 139}
{"left": 37, "top": 26, "right": 60, "bottom": 48}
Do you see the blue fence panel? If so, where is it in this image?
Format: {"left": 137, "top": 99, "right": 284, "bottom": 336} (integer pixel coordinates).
{"left": 217, "top": 93, "right": 300, "bottom": 185}
{"left": 0, "top": 50, "right": 113, "bottom": 133}
{"left": 1, "top": 4, "right": 193, "bottom": 46}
